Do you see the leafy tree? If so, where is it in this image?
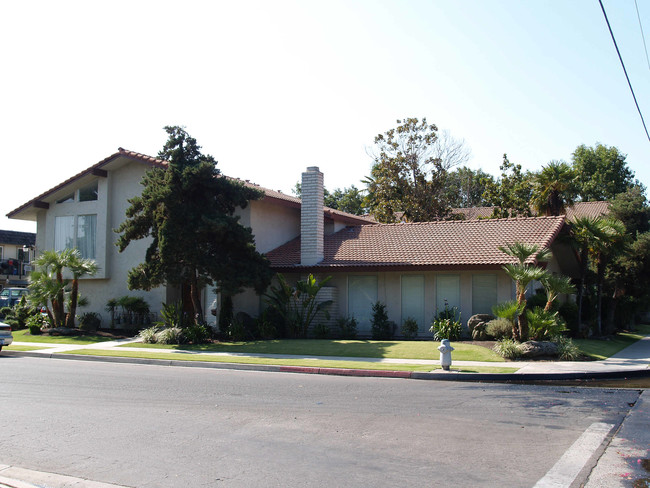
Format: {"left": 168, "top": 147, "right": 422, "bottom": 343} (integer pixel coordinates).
{"left": 483, "top": 155, "right": 533, "bottom": 218}
{"left": 364, "top": 118, "right": 469, "bottom": 223}
{"left": 608, "top": 185, "right": 650, "bottom": 236}
{"left": 498, "top": 242, "right": 551, "bottom": 341}
{"left": 531, "top": 161, "right": 578, "bottom": 216}
{"left": 293, "top": 183, "right": 366, "bottom": 215}
{"left": 444, "top": 166, "right": 495, "bottom": 208}
{"left": 571, "top": 143, "right": 637, "bottom": 201}
{"left": 116, "top": 126, "right": 273, "bottom": 325}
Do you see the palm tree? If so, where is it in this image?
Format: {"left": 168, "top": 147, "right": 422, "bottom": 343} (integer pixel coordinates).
{"left": 30, "top": 249, "right": 74, "bottom": 327}
{"left": 65, "top": 250, "right": 99, "bottom": 328}
{"left": 539, "top": 274, "right": 576, "bottom": 312}
{"left": 498, "top": 242, "right": 552, "bottom": 341}
{"left": 531, "top": 161, "right": 577, "bottom": 216}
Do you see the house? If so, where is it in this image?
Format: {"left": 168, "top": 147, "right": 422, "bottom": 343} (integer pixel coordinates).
{"left": 266, "top": 167, "right": 580, "bottom": 336}
{"left": 6, "top": 150, "right": 372, "bottom": 326}
{"left": 0, "top": 229, "right": 36, "bottom": 289}
{"left": 8, "top": 151, "right": 579, "bottom": 336}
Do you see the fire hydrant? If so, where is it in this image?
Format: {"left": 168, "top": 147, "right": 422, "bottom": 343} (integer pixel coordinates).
{"left": 438, "top": 339, "right": 454, "bottom": 371}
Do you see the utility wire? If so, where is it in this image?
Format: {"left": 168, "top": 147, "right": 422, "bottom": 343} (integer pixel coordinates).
{"left": 598, "top": 0, "right": 650, "bottom": 142}
{"left": 634, "top": 0, "right": 650, "bottom": 72}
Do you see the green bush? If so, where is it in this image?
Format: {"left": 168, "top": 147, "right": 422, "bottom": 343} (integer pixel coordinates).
{"left": 139, "top": 326, "right": 160, "bottom": 344}
{"left": 400, "top": 317, "right": 420, "bottom": 339}
{"left": 485, "top": 318, "right": 513, "bottom": 340}
{"left": 0, "top": 306, "right": 12, "bottom": 319}
{"left": 312, "top": 323, "right": 330, "bottom": 339}
{"left": 156, "top": 327, "right": 185, "bottom": 345}
{"left": 78, "top": 312, "right": 101, "bottom": 332}
{"left": 429, "top": 317, "right": 462, "bottom": 340}
{"left": 526, "top": 308, "right": 567, "bottom": 340}
{"left": 558, "top": 301, "right": 579, "bottom": 337}
{"left": 25, "top": 314, "right": 43, "bottom": 335}
{"left": 554, "top": 336, "right": 581, "bottom": 360}
{"left": 256, "top": 309, "right": 279, "bottom": 340}
{"left": 184, "top": 323, "right": 211, "bottom": 344}
{"left": 336, "top": 317, "right": 358, "bottom": 339}
{"left": 494, "top": 338, "right": 522, "bottom": 359}
{"left": 371, "top": 302, "right": 394, "bottom": 340}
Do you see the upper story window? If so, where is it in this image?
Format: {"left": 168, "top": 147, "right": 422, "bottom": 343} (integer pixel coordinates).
{"left": 79, "top": 181, "right": 98, "bottom": 202}
{"left": 56, "top": 193, "right": 75, "bottom": 204}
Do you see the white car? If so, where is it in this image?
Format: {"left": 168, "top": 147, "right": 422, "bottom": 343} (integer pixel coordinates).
{"left": 0, "top": 321, "right": 13, "bottom": 351}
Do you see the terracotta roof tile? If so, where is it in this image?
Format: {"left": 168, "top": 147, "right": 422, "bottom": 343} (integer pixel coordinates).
{"left": 266, "top": 216, "right": 566, "bottom": 270}
{"left": 451, "top": 202, "right": 609, "bottom": 221}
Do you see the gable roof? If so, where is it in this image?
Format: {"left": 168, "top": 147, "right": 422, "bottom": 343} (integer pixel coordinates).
{"left": 451, "top": 201, "right": 609, "bottom": 221}
{"left": 266, "top": 215, "right": 566, "bottom": 271}
{"left": 7, "top": 148, "right": 374, "bottom": 226}
{"left": 0, "top": 230, "right": 36, "bottom": 246}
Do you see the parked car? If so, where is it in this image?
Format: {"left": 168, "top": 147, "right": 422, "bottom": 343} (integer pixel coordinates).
{"left": 0, "top": 287, "right": 29, "bottom": 308}
{"left": 0, "top": 321, "right": 13, "bottom": 351}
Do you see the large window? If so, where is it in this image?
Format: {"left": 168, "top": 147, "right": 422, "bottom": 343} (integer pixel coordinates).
{"left": 79, "top": 181, "right": 98, "bottom": 202}
{"left": 401, "top": 275, "right": 424, "bottom": 329}
{"left": 55, "top": 214, "right": 97, "bottom": 259}
{"left": 472, "top": 274, "right": 497, "bottom": 315}
{"left": 436, "top": 274, "right": 460, "bottom": 319}
{"left": 348, "top": 275, "right": 378, "bottom": 334}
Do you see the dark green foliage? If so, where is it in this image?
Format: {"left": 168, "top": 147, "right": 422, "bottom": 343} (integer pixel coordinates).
{"left": 430, "top": 304, "right": 462, "bottom": 340}
{"left": 115, "top": 296, "right": 151, "bottom": 327}
{"left": 526, "top": 289, "right": 547, "bottom": 311}
{"left": 183, "top": 323, "right": 211, "bottom": 344}
{"left": 336, "top": 316, "right": 358, "bottom": 339}
{"left": 444, "top": 166, "right": 495, "bottom": 208}
{"left": 116, "top": 126, "right": 273, "bottom": 325}
{"left": 218, "top": 295, "right": 234, "bottom": 336}
{"left": 371, "top": 301, "right": 394, "bottom": 340}
{"left": 558, "top": 301, "right": 579, "bottom": 337}
{"left": 1, "top": 298, "right": 39, "bottom": 330}
{"left": 0, "top": 306, "right": 12, "bottom": 319}
{"left": 325, "top": 185, "right": 365, "bottom": 215}
{"left": 400, "top": 317, "right": 419, "bottom": 339}
{"left": 26, "top": 314, "right": 43, "bottom": 335}
{"left": 530, "top": 161, "right": 577, "bottom": 216}
{"left": 571, "top": 143, "right": 637, "bottom": 201}
{"left": 78, "top": 312, "right": 101, "bottom": 332}
{"left": 526, "top": 307, "right": 567, "bottom": 340}
{"left": 608, "top": 185, "right": 650, "bottom": 236}
{"left": 482, "top": 154, "right": 533, "bottom": 218}
{"left": 312, "top": 323, "right": 330, "bottom": 339}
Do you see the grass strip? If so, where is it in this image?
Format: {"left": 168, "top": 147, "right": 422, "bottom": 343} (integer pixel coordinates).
{"left": 120, "top": 339, "right": 504, "bottom": 362}
{"left": 576, "top": 323, "right": 650, "bottom": 360}
{"left": 62, "top": 349, "right": 519, "bottom": 374}
{"left": 5, "top": 345, "right": 49, "bottom": 351}
{"left": 11, "top": 329, "right": 115, "bottom": 345}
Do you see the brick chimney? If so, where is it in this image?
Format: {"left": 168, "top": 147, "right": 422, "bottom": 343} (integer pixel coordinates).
{"left": 301, "top": 166, "right": 324, "bottom": 265}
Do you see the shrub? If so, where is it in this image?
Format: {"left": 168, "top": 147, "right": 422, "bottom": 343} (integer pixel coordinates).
{"left": 558, "top": 301, "right": 579, "bottom": 337}
{"left": 0, "top": 306, "right": 12, "bottom": 319}
{"left": 256, "top": 309, "right": 279, "bottom": 340}
{"left": 485, "top": 318, "right": 513, "bottom": 340}
{"left": 494, "top": 338, "right": 522, "bottom": 359}
{"left": 139, "top": 326, "right": 160, "bottom": 344}
{"left": 554, "top": 336, "right": 581, "bottom": 360}
{"left": 527, "top": 307, "right": 567, "bottom": 340}
{"left": 401, "top": 317, "right": 419, "bottom": 339}
{"left": 25, "top": 314, "right": 43, "bottom": 335}
{"left": 184, "top": 323, "right": 211, "bottom": 344}
{"left": 430, "top": 317, "right": 462, "bottom": 341}
{"left": 78, "top": 312, "right": 101, "bottom": 332}
{"left": 228, "top": 318, "right": 247, "bottom": 342}
{"left": 336, "top": 317, "right": 358, "bottom": 340}
{"left": 527, "top": 288, "right": 547, "bottom": 310}
{"left": 156, "top": 327, "right": 185, "bottom": 345}
{"left": 312, "top": 323, "right": 330, "bottom": 339}
{"left": 371, "top": 302, "right": 394, "bottom": 340}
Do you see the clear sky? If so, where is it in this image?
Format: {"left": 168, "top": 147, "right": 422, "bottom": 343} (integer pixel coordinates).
{"left": 1, "top": 0, "right": 648, "bottom": 233}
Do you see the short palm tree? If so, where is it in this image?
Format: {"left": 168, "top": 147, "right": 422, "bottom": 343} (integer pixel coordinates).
{"left": 498, "top": 242, "right": 552, "bottom": 340}
{"left": 539, "top": 274, "right": 576, "bottom": 312}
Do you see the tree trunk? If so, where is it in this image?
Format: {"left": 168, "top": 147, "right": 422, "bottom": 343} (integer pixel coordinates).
{"left": 66, "top": 279, "right": 79, "bottom": 328}
{"left": 595, "top": 260, "right": 605, "bottom": 336}
{"left": 190, "top": 273, "right": 204, "bottom": 325}
{"left": 576, "top": 248, "right": 588, "bottom": 336}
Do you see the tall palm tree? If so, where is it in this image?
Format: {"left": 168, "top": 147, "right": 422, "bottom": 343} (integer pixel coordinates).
{"left": 65, "top": 250, "right": 99, "bottom": 328}
{"left": 498, "top": 242, "right": 552, "bottom": 341}
{"left": 531, "top": 161, "right": 577, "bottom": 216}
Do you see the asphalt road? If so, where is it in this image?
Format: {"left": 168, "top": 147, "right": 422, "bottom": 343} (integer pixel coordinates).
{"left": 0, "top": 356, "right": 642, "bottom": 487}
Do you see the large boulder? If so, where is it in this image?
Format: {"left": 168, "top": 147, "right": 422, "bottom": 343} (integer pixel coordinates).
{"left": 517, "top": 341, "right": 559, "bottom": 358}
{"left": 467, "top": 314, "right": 494, "bottom": 334}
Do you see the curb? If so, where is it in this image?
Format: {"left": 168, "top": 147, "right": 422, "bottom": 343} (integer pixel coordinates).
{"left": 4, "top": 350, "right": 650, "bottom": 382}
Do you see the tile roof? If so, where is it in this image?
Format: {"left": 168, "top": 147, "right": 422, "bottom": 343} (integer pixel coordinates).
{"left": 266, "top": 215, "right": 566, "bottom": 270}
{"left": 0, "top": 230, "right": 36, "bottom": 246}
{"left": 451, "top": 201, "right": 610, "bottom": 221}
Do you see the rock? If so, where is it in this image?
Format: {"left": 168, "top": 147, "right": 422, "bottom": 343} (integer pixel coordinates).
{"left": 472, "top": 323, "right": 488, "bottom": 341}
{"left": 467, "top": 314, "right": 493, "bottom": 334}
{"left": 517, "top": 341, "right": 559, "bottom": 358}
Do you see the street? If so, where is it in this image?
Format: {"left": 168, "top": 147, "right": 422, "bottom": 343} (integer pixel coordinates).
{"left": 0, "top": 356, "right": 642, "bottom": 487}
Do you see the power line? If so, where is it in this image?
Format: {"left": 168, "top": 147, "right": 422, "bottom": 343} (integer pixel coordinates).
{"left": 634, "top": 0, "right": 650, "bottom": 72}
{"left": 598, "top": 0, "right": 650, "bottom": 142}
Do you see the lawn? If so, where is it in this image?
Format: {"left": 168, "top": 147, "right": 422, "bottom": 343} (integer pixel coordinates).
{"left": 575, "top": 323, "right": 650, "bottom": 360}
{"left": 65, "top": 348, "right": 519, "bottom": 373}
{"left": 120, "top": 339, "right": 505, "bottom": 362}
{"left": 11, "top": 329, "right": 116, "bottom": 345}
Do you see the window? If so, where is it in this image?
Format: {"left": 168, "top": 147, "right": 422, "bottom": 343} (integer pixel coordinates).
{"left": 0, "top": 246, "right": 3, "bottom": 259}
{"left": 56, "top": 193, "right": 75, "bottom": 204}
{"left": 436, "top": 275, "right": 460, "bottom": 319}
{"left": 79, "top": 181, "right": 98, "bottom": 202}
{"left": 472, "top": 274, "right": 497, "bottom": 315}
{"left": 55, "top": 216, "right": 75, "bottom": 251}
{"left": 55, "top": 214, "right": 97, "bottom": 259}
{"left": 77, "top": 215, "right": 97, "bottom": 259}
{"left": 348, "top": 275, "right": 377, "bottom": 334}
{"left": 401, "top": 275, "right": 424, "bottom": 329}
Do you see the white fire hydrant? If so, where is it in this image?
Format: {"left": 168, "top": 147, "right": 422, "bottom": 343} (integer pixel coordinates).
{"left": 438, "top": 339, "right": 455, "bottom": 371}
